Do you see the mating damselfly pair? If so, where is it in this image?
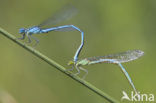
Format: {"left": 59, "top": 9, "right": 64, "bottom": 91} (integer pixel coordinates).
{"left": 18, "top": 5, "right": 144, "bottom": 94}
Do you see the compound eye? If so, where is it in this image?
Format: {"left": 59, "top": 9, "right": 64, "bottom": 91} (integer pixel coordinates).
{"left": 68, "top": 61, "right": 74, "bottom": 66}
{"left": 19, "top": 28, "right": 25, "bottom": 34}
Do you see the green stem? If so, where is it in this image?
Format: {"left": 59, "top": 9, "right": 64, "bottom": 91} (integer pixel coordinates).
{"left": 0, "top": 28, "right": 119, "bottom": 103}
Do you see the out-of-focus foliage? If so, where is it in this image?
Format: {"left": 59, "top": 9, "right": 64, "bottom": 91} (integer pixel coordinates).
{"left": 0, "top": 0, "right": 155, "bottom": 103}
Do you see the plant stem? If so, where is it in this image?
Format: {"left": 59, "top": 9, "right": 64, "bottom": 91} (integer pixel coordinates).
{"left": 0, "top": 28, "right": 119, "bottom": 103}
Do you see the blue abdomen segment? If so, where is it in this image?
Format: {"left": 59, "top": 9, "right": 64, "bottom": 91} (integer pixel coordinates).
{"left": 41, "top": 25, "right": 82, "bottom": 32}
{"left": 41, "top": 25, "right": 84, "bottom": 62}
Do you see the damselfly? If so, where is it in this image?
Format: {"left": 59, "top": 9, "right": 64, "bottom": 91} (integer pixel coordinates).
{"left": 68, "top": 50, "right": 144, "bottom": 93}
{"left": 18, "top": 6, "right": 84, "bottom": 62}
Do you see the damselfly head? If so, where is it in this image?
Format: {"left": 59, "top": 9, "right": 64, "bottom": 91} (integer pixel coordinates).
{"left": 19, "top": 28, "right": 25, "bottom": 34}
{"left": 68, "top": 61, "right": 74, "bottom": 66}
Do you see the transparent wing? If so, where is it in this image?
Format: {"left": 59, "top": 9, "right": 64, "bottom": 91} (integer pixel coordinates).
{"left": 85, "top": 50, "right": 144, "bottom": 64}
{"left": 38, "top": 5, "right": 78, "bottom": 28}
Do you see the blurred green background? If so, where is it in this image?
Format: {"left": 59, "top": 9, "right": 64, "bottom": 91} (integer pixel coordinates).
{"left": 0, "top": 0, "right": 155, "bottom": 103}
